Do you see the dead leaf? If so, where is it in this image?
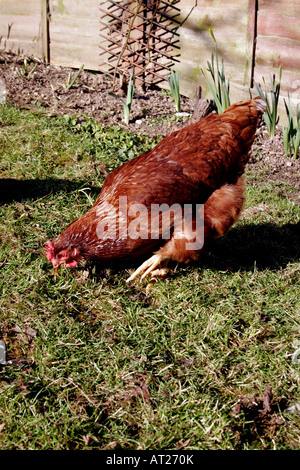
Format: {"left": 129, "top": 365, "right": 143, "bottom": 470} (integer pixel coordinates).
{"left": 82, "top": 435, "right": 92, "bottom": 446}
{"left": 261, "top": 387, "right": 273, "bottom": 414}
{"left": 103, "top": 441, "right": 118, "bottom": 450}
{"left": 13, "top": 326, "right": 37, "bottom": 338}
{"left": 176, "top": 438, "right": 191, "bottom": 450}
{"left": 82, "top": 270, "right": 89, "bottom": 279}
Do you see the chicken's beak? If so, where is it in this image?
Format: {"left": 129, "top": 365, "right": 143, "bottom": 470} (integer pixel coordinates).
{"left": 52, "top": 260, "right": 60, "bottom": 271}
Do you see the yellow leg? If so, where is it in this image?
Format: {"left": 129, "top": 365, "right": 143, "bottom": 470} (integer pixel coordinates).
{"left": 126, "top": 254, "right": 168, "bottom": 283}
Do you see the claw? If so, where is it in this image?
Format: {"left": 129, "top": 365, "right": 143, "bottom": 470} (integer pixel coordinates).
{"left": 126, "top": 254, "right": 167, "bottom": 283}
{"left": 145, "top": 268, "right": 169, "bottom": 292}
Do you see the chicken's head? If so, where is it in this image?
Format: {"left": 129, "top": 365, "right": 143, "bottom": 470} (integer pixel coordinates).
{"left": 45, "top": 241, "right": 79, "bottom": 270}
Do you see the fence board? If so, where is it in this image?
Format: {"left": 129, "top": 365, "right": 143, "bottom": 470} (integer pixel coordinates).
{"left": 49, "top": 0, "right": 100, "bottom": 70}
{"left": 0, "top": 0, "right": 41, "bottom": 57}
{"left": 175, "top": 0, "right": 250, "bottom": 103}
{"left": 255, "top": 0, "right": 300, "bottom": 105}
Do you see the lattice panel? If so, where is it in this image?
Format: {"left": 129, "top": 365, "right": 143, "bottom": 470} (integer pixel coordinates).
{"left": 99, "top": 0, "right": 180, "bottom": 89}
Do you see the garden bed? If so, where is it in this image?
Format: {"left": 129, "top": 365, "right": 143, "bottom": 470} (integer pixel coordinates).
{"left": 0, "top": 50, "right": 299, "bottom": 199}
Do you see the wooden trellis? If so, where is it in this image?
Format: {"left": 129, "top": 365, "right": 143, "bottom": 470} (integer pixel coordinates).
{"left": 99, "top": 0, "right": 180, "bottom": 89}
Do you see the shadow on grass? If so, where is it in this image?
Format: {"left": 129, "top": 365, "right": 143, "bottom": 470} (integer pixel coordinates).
{"left": 199, "top": 222, "right": 300, "bottom": 273}
{"left": 87, "top": 222, "right": 300, "bottom": 283}
{"left": 0, "top": 178, "right": 101, "bottom": 205}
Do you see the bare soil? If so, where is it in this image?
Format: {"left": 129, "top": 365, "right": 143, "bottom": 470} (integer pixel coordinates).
{"left": 0, "top": 50, "right": 299, "bottom": 200}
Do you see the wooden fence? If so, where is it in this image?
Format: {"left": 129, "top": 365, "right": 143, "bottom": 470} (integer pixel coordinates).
{"left": 0, "top": 0, "right": 299, "bottom": 116}
{"left": 177, "top": 0, "right": 300, "bottom": 109}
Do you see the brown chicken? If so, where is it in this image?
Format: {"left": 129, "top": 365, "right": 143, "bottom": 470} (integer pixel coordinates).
{"left": 45, "top": 96, "right": 266, "bottom": 281}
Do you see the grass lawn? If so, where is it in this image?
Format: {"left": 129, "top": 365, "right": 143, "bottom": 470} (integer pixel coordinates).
{"left": 0, "top": 105, "right": 299, "bottom": 450}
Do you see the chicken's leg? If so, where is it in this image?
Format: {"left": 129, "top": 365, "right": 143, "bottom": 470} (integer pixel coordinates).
{"left": 126, "top": 254, "right": 168, "bottom": 283}
{"left": 126, "top": 178, "right": 245, "bottom": 283}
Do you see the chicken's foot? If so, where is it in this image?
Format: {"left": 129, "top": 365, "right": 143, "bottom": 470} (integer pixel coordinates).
{"left": 126, "top": 254, "right": 168, "bottom": 283}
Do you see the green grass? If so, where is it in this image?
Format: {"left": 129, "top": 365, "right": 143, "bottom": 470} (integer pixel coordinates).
{"left": 0, "top": 105, "right": 299, "bottom": 450}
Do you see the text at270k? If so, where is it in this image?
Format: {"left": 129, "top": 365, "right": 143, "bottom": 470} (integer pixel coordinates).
{"left": 106, "top": 454, "right": 194, "bottom": 466}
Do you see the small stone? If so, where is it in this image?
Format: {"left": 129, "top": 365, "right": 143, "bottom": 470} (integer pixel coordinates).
{"left": 285, "top": 403, "right": 300, "bottom": 415}
{"left": 175, "top": 112, "right": 191, "bottom": 117}
{"left": 0, "top": 79, "right": 6, "bottom": 104}
{"left": 0, "top": 341, "right": 6, "bottom": 364}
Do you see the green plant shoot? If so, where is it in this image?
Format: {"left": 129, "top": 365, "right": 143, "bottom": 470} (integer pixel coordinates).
{"left": 15, "top": 57, "right": 38, "bottom": 79}
{"left": 202, "top": 29, "right": 230, "bottom": 114}
{"left": 65, "top": 65, "right": 84, "bottom": 90}
{"left": 123, "top": 67, "right": 135, "bottom": 125}
{"left": 255, "top": 66, "right": 282, "bottom": 137}
{"left": 109, "top": 67, "right": 135, "bottom": 125}
{"left": 282, "top": 94, "right": 300, "bottom": 160}
{"left": 167, "top": 69, "right": 181, "bottom": 113}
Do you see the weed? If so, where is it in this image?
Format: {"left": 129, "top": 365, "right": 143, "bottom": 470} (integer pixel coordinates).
{"left": 63, "top": 113, "right": 160, "bottom": 164}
